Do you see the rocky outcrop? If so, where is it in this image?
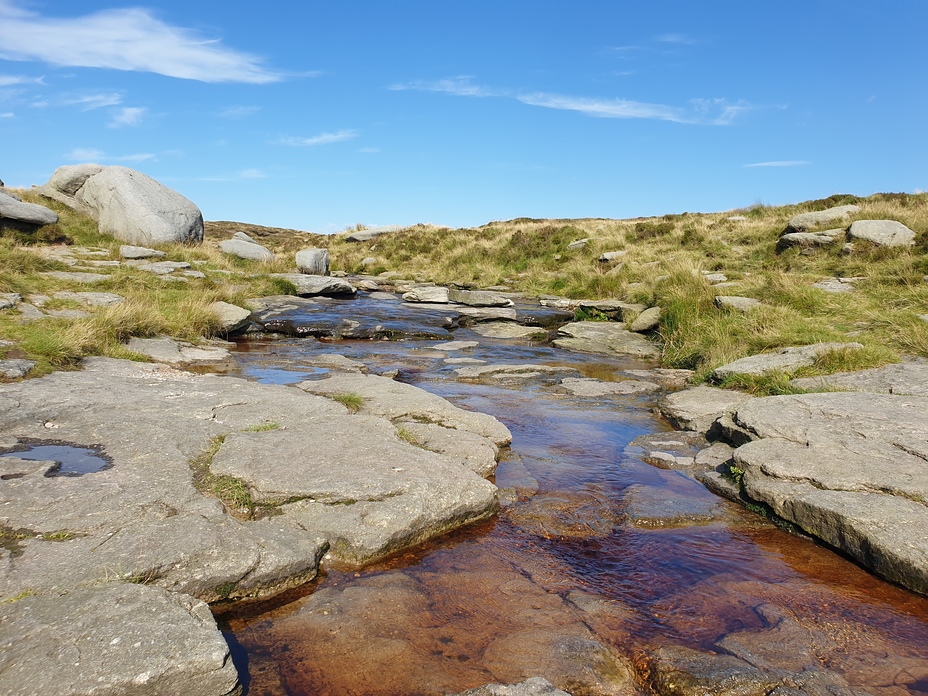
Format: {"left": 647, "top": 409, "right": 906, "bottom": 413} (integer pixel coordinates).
{"left": 846, "top": 219, "right": 916, "bottom": 247}
{"left": 295, "top": 247, "right": 330, "bottom": 275}
{"left": 776, "top": 228, "right": 843, "bottom": 252}
{"left": 344, "top": 225, "right": 403, "bottom": 242}
{"left": 218, "top": 232, "right": 274, "bottom": 261}
{"left": 553, "top": 321, "right": 659, "bottom": 358}
{"left": 789, "top": 361, "right": 928, "bottom": 396}
{"left": 0, "top": 189, "right": 58, "bottom": 227}
{"left": 658, "top": 385, "right": 753, "bottom": 434}
{"left": 38, "top": 165, "right": 204, "bottom": 245}
{"left": 712, "top": 342, "right": 862, "bottom": 381}
{"left": 0, "top": 584, "right": 241, "bottom": 696}
{"left": 785, "top": 205, "right": 860, "bottom": 233}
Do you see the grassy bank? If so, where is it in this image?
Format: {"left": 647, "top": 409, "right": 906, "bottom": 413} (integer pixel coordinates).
{"left": 2, "top": 188, "right": 926, "bottom": 387}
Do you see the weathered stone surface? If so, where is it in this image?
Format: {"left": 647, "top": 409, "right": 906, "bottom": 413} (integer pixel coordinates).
{"left": 786, "top": 205, "right": 860, "bottom": 233}
{"left": 704, "top": 272, "right": 728, "bottom": 284}
{"left": 731, "top": 391, "right": 928, "bottom": 594}
{"left": 0, "top": 359, "right": 35, "bottom": 379}
{"left": 789, "top": 361, "right": 928, "bottom": 396}
{"left": 270, "top": 273, "right": 356, "bottom": 296}
{"left": 622, "top": 483, "right": 725, "bottom": 527}
{"left": 432, "top": 340, "right": 479, "bottom": 351}
{"left": 628, "top": 430, "right": 708, "bottom": 471}
{"left": 295, "top": 247, "right": 330, "bottom": 275}
{"left": 52, "top": 291, "right": 124, "bottom": 307}
{"left": 126, "top": 336, "right": 231, "bottom": 364}
{"left": 575, "top": 299, "right": 647, "bottom": 320}
{"left": 646, "top": 645, "right": 780, "bottom": 696}
{"left": 119, "top": 244, "right": 165, "bottom": 259}
{"left": 470, "top": 322, "right": 545, "bottom": 339}
{"left": 554, "top": 321, "right": 659, "bottom": 358}
{"left": 344, "top": 225, "right": 402, "bottom": 242}
{"left": 598, "top": 250, "right": 627, "bottom": 263}
{"left": 454, "top": 678, "right": 570, "bottom": 696}
{"left": 297, "top": 372, "right": 512, "bottom": 446}
{"left": 559, "top": 377, "right": 659, "bottom": 397}
{"left": 566, "top": 238, "right": 589, "bottom": 250}
{"left": 0, "top": 292, "right": 22, "bottom": 310}
{"left": 455, "top": 364, "right": 578, "bottom": 381}
{"left": 40, "top": 165, "right": 204, "bottom": 245}
{"left": 776, "top": 229, "right": 843, "bottom": 252}
{"left": 847, "top": 219, "right": 916, "bottom": 247}
{"left": 137, "top": 260, "right": 191, "bottom": 275}
{"left": 715, "top": 295, "right": 762, "bottom": 312}
{"left": 40, "top": 271, "right": 110, "bottom": 284}
{"left": 218, "top": 237, "right": 274, "bottom": 261}
{"left": 402, "top": 286, "right": 451, "bottom": 303}
{"left": 712, "top": 342, "right": 862, "bottom": 381}
{"left": 448, "top": 288, "right": 514, "bottom": 307}
{"left": 209, "top": 422, "right": 498, "bottom": 566}
{"left": 210, "top": 301, "right": 251, "bottom": 334}
{"left": 658, "top": 386, "right": 753, "bottom": 434}
{"left": 812, "top": 277, "right": 855, "bottom": 293}
{"left": 628, "top": 306, "right": 660, "bottom": 332}
{"left": 0, "top": 584, "right": 240, "bottom": 696}
{"left": 400, "top": 422, "right": 500, "bottom": 477}
{"left": 0, "top": 189, "right": 58, "bottom": 226}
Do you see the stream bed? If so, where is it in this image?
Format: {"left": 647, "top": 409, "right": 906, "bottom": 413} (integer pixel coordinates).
{"left": 214, "top": 300, "right": 928, "bottom": 695}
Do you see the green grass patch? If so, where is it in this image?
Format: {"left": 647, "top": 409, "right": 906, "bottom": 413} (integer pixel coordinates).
{"left": 331, "top": 392, "right": 365, "bottom": 413}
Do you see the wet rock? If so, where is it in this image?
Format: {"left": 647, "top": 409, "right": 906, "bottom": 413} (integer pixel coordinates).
{"left": 454, "top": 678, "right": 570, "bottom": 696}
{"left": 846, "top": 219, "right": 915, "bottom": 247}
{"left": 127, "top": 336, "right": 231, "bottom": 365}
{"left": 40, "top": 165, "right": 204, "bottom": 246}
{"left": 119, "top": 244, "right": 165, "bottom": 259}
{"left": 403, "top": 286, "right": 451, "bottom": 303}
{"left": 559, "top": 377, "right": 660, "bottom": 397}
{"left": 0, "top": 359, "right": 35, "bottom": 379}
{"left": 471, "top": 322, "right": 546, "bottom": 339}
{"left": 622, "top": 368, "right": 693, "bottom": 389}
{"left": 455, "top": 364, "right": 578, "bottom": 381}
{"left": 658, "top": 386, "right": 753, "bottom": 435}
{"left": 628, "top": 431, "right": 709, "bottom": 470}
{"left": 628, "top": 306, "right": 661, "bottom": 332}
{"left": 297, "top": 372, "right": 512, "bottom": 446}
{"left": 210, "top": 301, "right": 251, "bottom": 335}
{"left": 0, "top": 189, "right": 58, "bottom": 227}
{"left": 295, "top": 247, "right": 330, "bottom": 275}
{"left": 712, "top": 342, "right": 862, "bottom": 381}
{"left": 715, "top": 296, "right": 762, "bottom": 312}
{"left": 400, "top": 422, "right": 500, "bottom": 477}
{"left": 219, "top": 237, "right": 274, "bottom": 261}
{"left": 449, "top": 288, "right": 514, "bottom": 307}
{"left": 646, "top": 645, "right": 779, "bottom": 696}
{"left": 0, "top": 584, "right": 240, "bottom": 696}
{"left": 786, "top": 205, "right": 860, "bottom": 233}
{"left": 622, "top": 483, "right": 725, "bottom": 527}
{"left": 789, "top": 361, "right": 928, "bottom": 396}
{"left": 506, "top": 491, "right": 622, "bottom": 538}
{"left": 731, "top": 391, "right": 928, "bottom": 594}
{"left": 269, "top": 273, "right": 356, "bottom": 296}
{"left": 432, "top": 340, "right": 479, "bottom": 351}
{"left": 554, "top": 322, "right": 659, "bottom": 358}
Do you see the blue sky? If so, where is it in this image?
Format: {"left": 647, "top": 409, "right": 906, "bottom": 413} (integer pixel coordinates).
{"left": 1, "top": 1, "right": 925, "bottom": 233}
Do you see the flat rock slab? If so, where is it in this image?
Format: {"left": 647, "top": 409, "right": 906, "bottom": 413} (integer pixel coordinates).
{"left": 554, "top": 321, "right": 659, "bottom": 358}
{"left": 813, "top": 278, "right": 856, "bottom": 293}
{"left": 0, "top": 584, "right": 240, "bottom": 696}
{"left": 454, "top": 678, "right": 570, "bottom": 696}
{"left": 218, "top": 238, "right": 274, "bottom": 261}
{"left": 847, "top": 219, "right": 916, "bottom": 247}
{"left": 622, "top": 483, "right": 725, "bottom": 527}
{"left": 658, "top": 386, "right": 753, "bottom": 435}
{"left": 470, "top": 322, "right": 545, "bottom": 339}
{"left": 558, "top": 377, "right": 659, "bottom": 397}
{"left": 731, "top": 391, "right": 928, "bottom": 594}
{"left": 269, "top": 273, "right": 356, "bottom": 297}
{"left": 790, "top": 362, "right": 928, "bottom": 396}
{"left": 646, "top": 645, "right": 779, "bottom": 696}
{"left": 431, "top": 340, "right": 479, "bottom": 351}
{"left": 715, "top": 295, "right": 762, "bottom": 312}
{"left": 712, "top": 342, "right": 862, "bottom": 380}
{"left": 52, "top": 291, "right": 124, "bottom": 307}
{"left": 297, "top": 372, "right": 512, "bottom": 446}
{"left": 448, "top": 288, "right": 513, "bottom": 307}
{"left": 0, "top": 190, "right": 58, "bottom": 226}
{"left": 40, "top": 271, "right": 110, "bottom": 284}
{"left": 628, "top": 430, "right": 709, "bottom": 470}
{"left": 127, "top": 336, "right": 231, "bottom": 364}
{"left": 119, "top": 244, "right": 165, "bottom": 259}
{"left": 455, "top": 364, "right": 578, "bottom": 381}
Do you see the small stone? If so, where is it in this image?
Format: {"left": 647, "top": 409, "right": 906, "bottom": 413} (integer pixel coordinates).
{"left": 210, "top": 301, "right": 252, "bottom": 335}
{"left": 567, "top": 238, "right": 589, "bottom": 250}
{"left": 715, "top": 295, "right": 762, "bottom": 312}
{"left": 0, "top": 293, "right": 22, "bottom": 310}
{"left": 812, "top": 278, "right": 855, "bottom": 293}
{"left": 628, "top": 306, "right": 661, "bottom": 332}
{"left": 0, "top": 359, "right": 36, "bottom": 378}
{"left": 137, "top": 261, "right": 191, "bottom": 275}
{"left": 703, "top": 273, "right": 728, "bottom": 284}
{"left": 119, "top": 244, "right": 165, "bottom": 259}
{"left": 598, "top": 250, "right": 626, "bottom": 263}
{"left": 402, "top": 286, "right": 450, "bottom": 303}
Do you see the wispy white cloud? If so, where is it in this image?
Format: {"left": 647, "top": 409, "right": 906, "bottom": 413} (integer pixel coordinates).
{"left": 744, "top": 160, "right": 810, "bottom": 168}
{"left": 238, "top": 168, "right": 266, "bottom": 179}
{"left": 65, "top": 147, "right": 156, "bottom": 163}
{"left": 518, "top": 92, "right": 686, "bottom": 122}
{"left": 108, "top": 106, "right": 146, "bottom": 128}
{"left": 358, "top": 147, "right": 380, "bottom": 154}
{"left": 277, "top": 130, "right": 358, "bottom": 147}
{"left": 0, "top": 111, "right": 13, "bottom": 118}
{"left": 0, "top": 2, "right": 282, "bottom": 83}
{"left": 63, "top": 92, "right": 122, "bottom": 110}
{"left": 217, "top": 105, "right": 261, "bottom": 119}
{"left": 389, "top": 76, "right": 505, "bottom": 97}
{"left": 654, "top": 33, "right": 696, "bottom": 45}
{"left": 0, "top": 74, "right": 42, "bottom": 87}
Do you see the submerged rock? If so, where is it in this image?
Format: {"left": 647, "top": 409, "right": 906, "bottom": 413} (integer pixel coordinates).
{"left": 454, "top": 678, "right": 570, "bottom": 696}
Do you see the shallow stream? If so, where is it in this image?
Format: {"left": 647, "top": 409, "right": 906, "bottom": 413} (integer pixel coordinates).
{"left": 216, "top": 298, "right": 928, "bottom": 695}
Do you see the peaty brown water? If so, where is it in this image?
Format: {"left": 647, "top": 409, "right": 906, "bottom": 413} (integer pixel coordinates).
{"left": 219, "top": 315, "right": 928, "bottom": 695}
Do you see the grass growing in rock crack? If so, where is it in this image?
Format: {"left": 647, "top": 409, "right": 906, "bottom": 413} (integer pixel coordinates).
{"left": 395, "top": 426, "right": 420, "bottom": 445}
{"left": 190, "top": 435, "right": 257, "bottom": 520}
{"left": 331, "top": 392, "right": 365, "bottom": 413}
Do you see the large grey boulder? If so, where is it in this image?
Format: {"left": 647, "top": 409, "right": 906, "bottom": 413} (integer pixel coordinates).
{"left": 730, "top": 391, "right": 928, "bottom": 594}
{"left": 786, "top": 205, "right": 860, "bottom": 233}
{"left": 712, "top": 342, "right": 862, "bottom": 381}
{"left": 0, "top": 189, "right": 58, "bottom": 227}
{"left": 553, "top": 321, "right": 659, "bottom": 358}
{"left": 39, "top": 165, "right": 204, "bottom": 246}
{"left": 295, "top": 247, "right": 330, "bottom": 275}
{"left": 0, "top": 584, "right": 241, "bottom": 696}
{"left": 269, "top": 273, "right": 355, "bottom": 296}
{"left": 218, "top": 237, "right": 274, "bottom": 262}
{"left": 846, "top": 219, "right": 916, "bottom": 247}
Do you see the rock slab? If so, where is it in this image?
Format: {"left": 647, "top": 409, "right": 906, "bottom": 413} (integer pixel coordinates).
{"left": 554, "top": 322, "right": 659, "bottom": 358}
{"left": 0, "top": 189, "right": 59, "bottom": 227}
{"left": 846, "top": 219, "right": 916, "bottom": 247}
{"left": 712, "top": 342, "right": 863, "bottom": 380}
